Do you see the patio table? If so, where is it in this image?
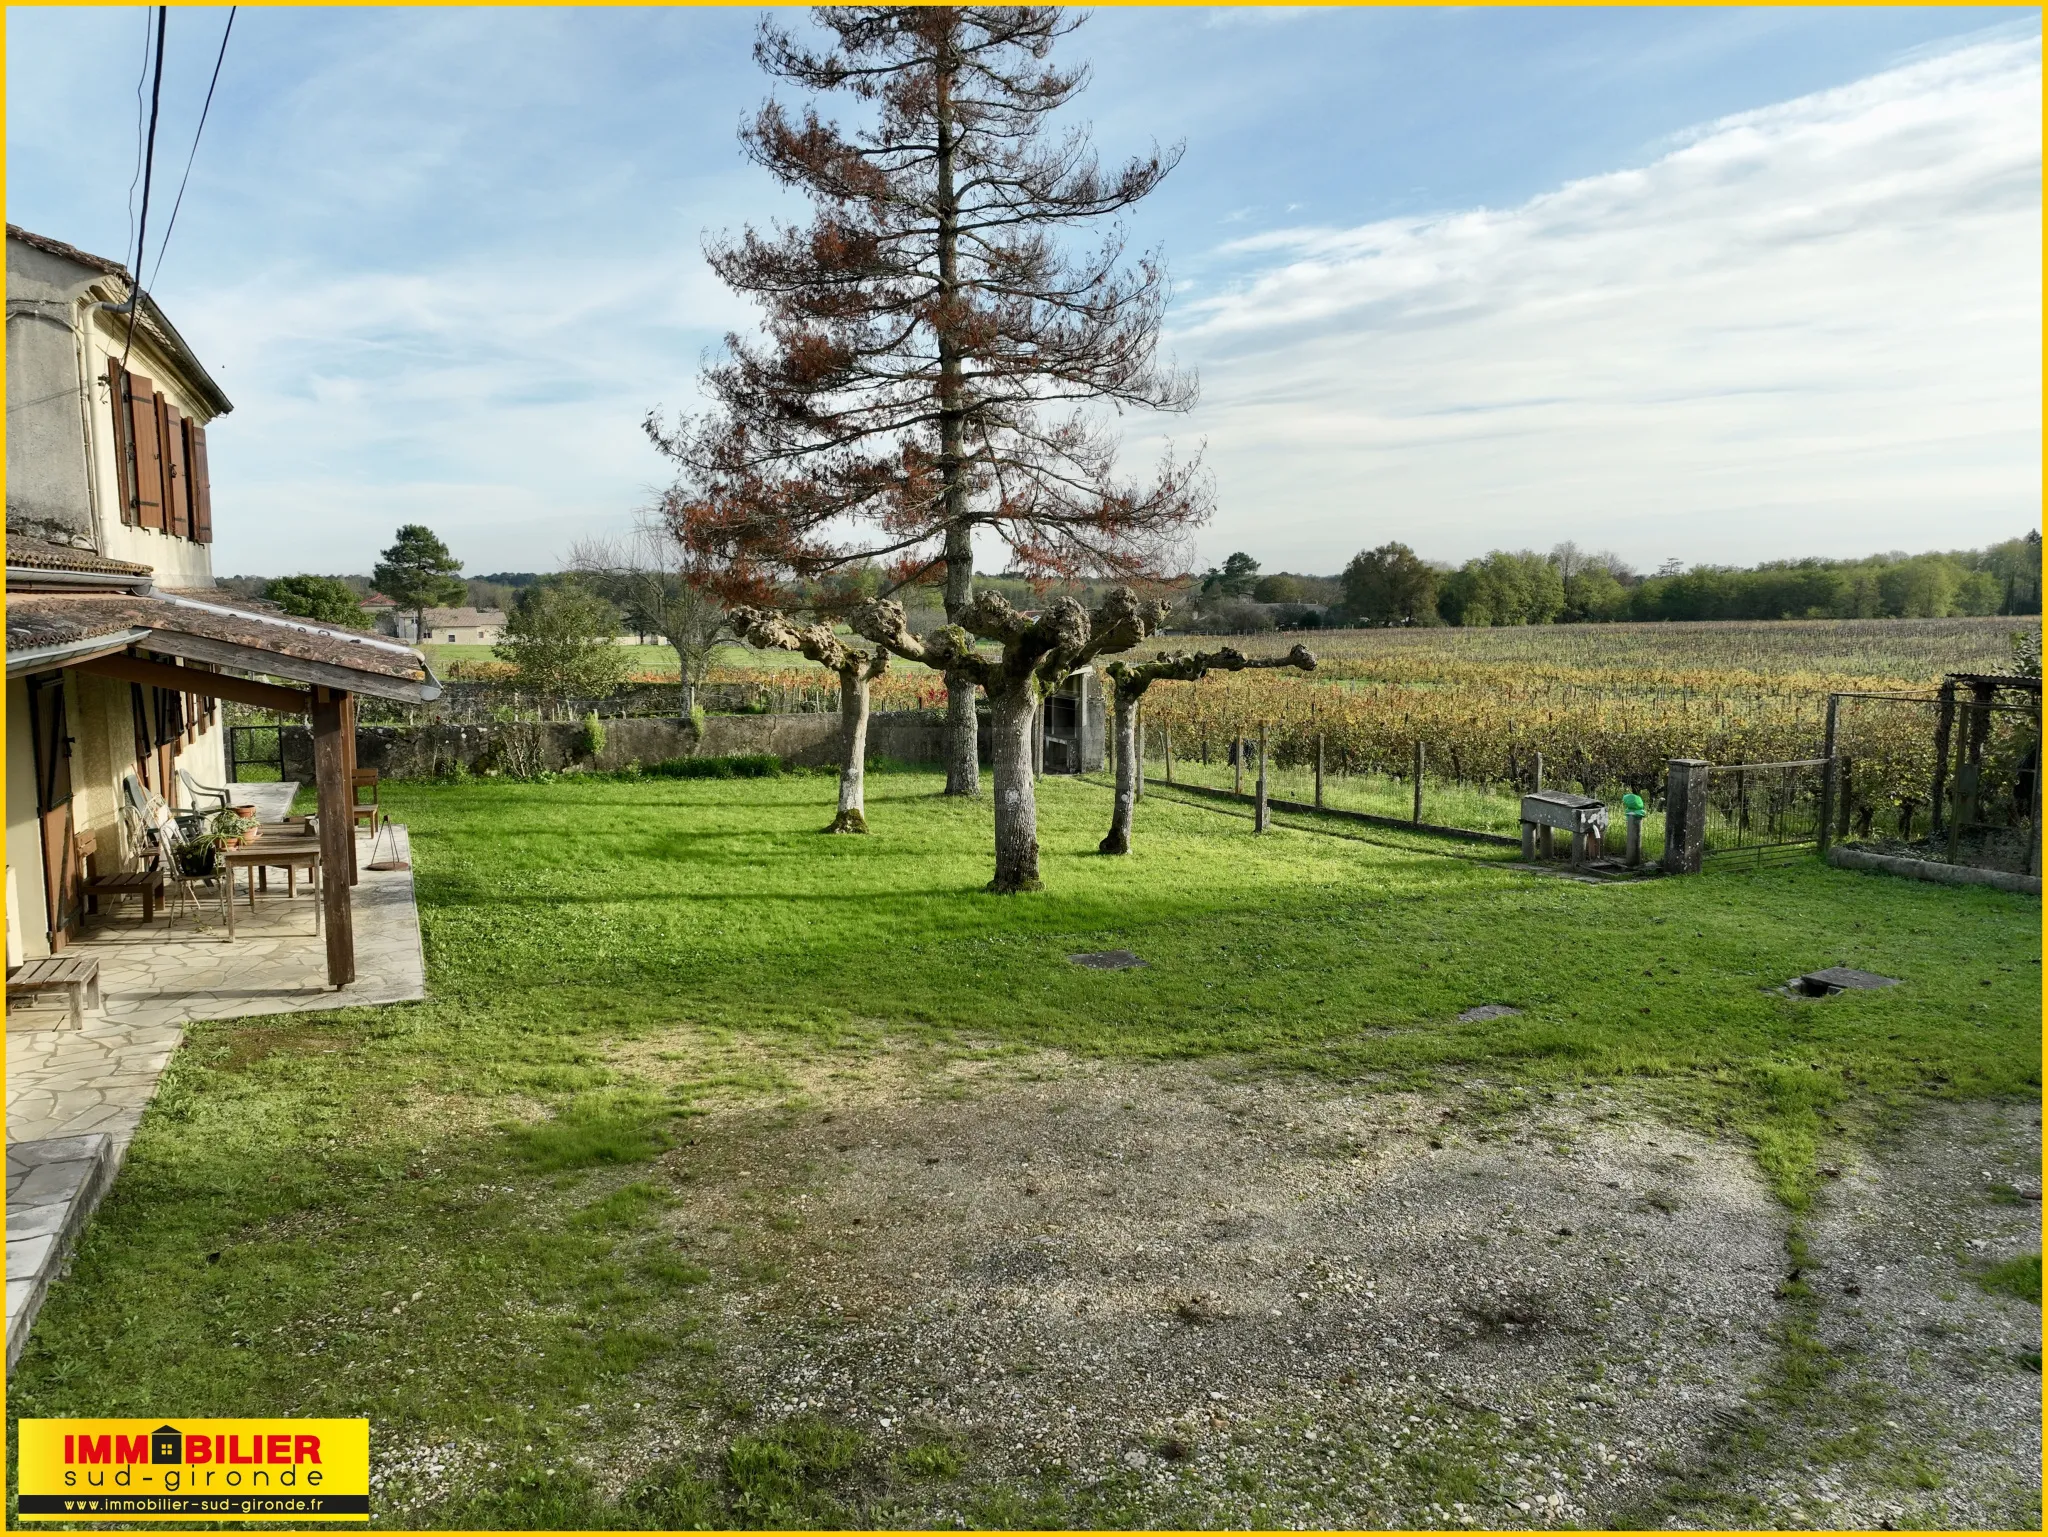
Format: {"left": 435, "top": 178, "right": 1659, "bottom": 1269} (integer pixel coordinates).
{"left": 218, "top": 835, "right": 324, "bottom": 940}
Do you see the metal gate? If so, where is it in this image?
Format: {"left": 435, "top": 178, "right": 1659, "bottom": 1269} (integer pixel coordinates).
{"left": 1702, "top": 758, "right": 1829, "bottom": 866}
{"left": 225, "top": 724, "right": 312, "bottom": 784}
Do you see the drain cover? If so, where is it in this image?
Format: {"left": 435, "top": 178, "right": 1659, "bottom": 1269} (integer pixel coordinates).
{"left": 1786, "top": 967, "right": 1901, "bottom": 997}
{"left": 1069, "top": 949, "right": 1146, "bottom": 970}
{"left": 1456, "top": 1004, "right": 1523, "bottom": 1023}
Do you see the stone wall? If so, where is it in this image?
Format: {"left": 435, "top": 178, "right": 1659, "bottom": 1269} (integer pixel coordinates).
{"left": 268, "top": 711, "right": 954, "bottom": 780}
{"left": 358, "top": 679, "right": 850, "bottom": 724}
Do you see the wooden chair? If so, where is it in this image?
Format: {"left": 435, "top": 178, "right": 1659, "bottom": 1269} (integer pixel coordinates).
{"left": 120, "top": 777, "right": 227, "bottom": 931}
{"left": 77, "top": 829, "right": 164, "bottom": 924}
{"left": 7, "top": 954, "right": 101, "bottom": 1030}
{"left": 351, "top": 769, "right": 382, "bottom": 834}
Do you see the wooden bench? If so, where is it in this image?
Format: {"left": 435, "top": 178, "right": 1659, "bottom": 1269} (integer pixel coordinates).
{"left": 6, "top": 955, "right": 102, "bottom": 1030}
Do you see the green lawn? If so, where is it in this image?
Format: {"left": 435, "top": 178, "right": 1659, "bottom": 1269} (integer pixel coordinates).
{"left": 8, "top": 769, "right": 2038, "bottom": 1527}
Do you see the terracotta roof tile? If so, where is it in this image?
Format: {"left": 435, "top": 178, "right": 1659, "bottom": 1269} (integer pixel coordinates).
{"left": 6, "top": 592, "right": 437, "bottom": 699}
{"left": 4, "top": 534, "right": 153, "bottom": 577}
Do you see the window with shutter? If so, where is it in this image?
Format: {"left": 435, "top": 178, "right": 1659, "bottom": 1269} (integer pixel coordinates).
{"left": 163, "top": 400, "right": 191, "bottom": 538}
{"left": 125, "top": 371, "right": 165, "bottom": 530}
{"left": 105, "top": 360, "right": 136, "bottom": 525}
{"left": 187, "top": 421, "right": 213, "bottom": 543}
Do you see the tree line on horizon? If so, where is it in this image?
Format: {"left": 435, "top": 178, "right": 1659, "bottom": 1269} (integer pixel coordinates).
{"left": 1196, "top": 531, "right": 2042, "bottom": 631}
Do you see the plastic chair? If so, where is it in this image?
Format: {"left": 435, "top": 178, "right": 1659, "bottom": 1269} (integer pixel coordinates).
{"left": 177, "top": 767, "right": 233, "bottom": 812}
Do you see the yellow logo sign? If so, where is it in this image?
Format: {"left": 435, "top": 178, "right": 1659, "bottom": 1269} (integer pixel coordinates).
{"left": 16, "top": 1419, "right": 369, "bottom": 1522}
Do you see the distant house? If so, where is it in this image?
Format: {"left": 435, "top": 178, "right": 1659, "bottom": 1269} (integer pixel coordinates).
{"left": 404, "top": 607, "right": 507, "bottom": 646}
{"left": 358, "top": 592, "right": 400, "bottom": 630}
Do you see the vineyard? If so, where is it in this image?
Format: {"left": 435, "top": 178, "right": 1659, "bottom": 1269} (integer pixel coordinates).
{"left": 1121, "top": 617, "right": 2041, "bottom": 839}
{"left": 426, "top": 616, "right": 2040, "bottom": 842}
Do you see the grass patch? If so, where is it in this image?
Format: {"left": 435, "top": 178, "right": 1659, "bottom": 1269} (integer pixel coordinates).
{"left": 1977, "top": 1252, "right": 2042, "bottom": 1305}
{"left": 7, "top": 768, "right": 2037, "bottom": 1527}
{"left": 570, "top": 1180, "right": 674, "bottom": 1231}
{"left": 508, "top": 1093, "right": 672, "bottom": 1170}
{"left": 643, "top": 753, "right": 783, "bottom": 780}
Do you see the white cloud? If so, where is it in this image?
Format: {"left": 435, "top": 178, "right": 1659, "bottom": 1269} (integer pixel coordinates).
{"left": 1169, "top": 38, "right": 2042, "bottom": 571}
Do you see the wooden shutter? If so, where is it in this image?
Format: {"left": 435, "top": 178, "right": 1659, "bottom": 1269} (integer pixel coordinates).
{"left": 188, "top": 422, "right": 213, "bottom": 543}
{"left": 163, "top": 401, "right": 191, "bottom": 538}
{"left": 126, "top": 371, "right": 165, "bottom": 530}
{"left": 106, "top": 360, "right": 136, "bottom": 525}
{"left": 155, "top": 394, "right": 178, "bottom": 536}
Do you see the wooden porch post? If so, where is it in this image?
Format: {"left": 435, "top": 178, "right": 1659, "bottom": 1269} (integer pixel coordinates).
{"left": 312, "top": 687, "right": 356, "bottom": 987}
{"left": 344, "top": 693, "right": 362, "bottom": 884}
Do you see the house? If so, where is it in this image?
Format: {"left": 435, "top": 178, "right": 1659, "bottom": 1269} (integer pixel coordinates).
{"left": 400, "top": 606, "right": 507, "bottom": 646}
{"left": 358, "top": 591, "right": 400, "bottom": 629}
{"left": 5, "top": 225, "right": 440, "bottom": 982}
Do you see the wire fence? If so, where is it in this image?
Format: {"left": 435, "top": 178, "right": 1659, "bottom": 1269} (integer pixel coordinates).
{"left": 1832, "top": 687, "right": 2041, "bottom": 874}
{"left": 1124, "top": 725, "right": 1668, "bottom": 862}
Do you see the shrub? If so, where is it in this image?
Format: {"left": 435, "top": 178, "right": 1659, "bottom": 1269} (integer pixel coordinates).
{"left": 644, "top": 753, "right": 782, "bottom": 780}
{"left": 577, "top": 710, "right": 607, "bottom": 760}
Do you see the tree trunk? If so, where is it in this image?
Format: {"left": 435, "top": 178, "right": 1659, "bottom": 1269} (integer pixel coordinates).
{"left": 988, "top": 683, "right": 1042, "bottom": 892}
{"left": 672, "top": 641, "right": 698, "bottom": 726}
{"left": 1099, "top": 687, "right": 1140, "bottom": 855}
{"left": 934, "top": 31, "right": 979, "bottom": 800}
{"left": 943, "top": 672, "right": 979, "bottom": 796}
{"left": 827, "top": 667, "right": 871, "bottom": 834}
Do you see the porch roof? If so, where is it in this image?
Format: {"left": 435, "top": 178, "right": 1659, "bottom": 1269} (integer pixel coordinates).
{"left": 6, "top": 589, "right": 441, "bottom": 704}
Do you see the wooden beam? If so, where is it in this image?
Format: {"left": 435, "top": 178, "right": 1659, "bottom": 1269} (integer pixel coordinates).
{"left": 73, "top": 652, "right": 312, "bottom": 714}
{"left": 311, "top": 688, "right": 356, "bottom": 987}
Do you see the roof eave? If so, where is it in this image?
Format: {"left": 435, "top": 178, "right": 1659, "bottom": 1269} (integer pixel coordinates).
{"left": 5, "top": 628, "right": 154, "bottom": 676}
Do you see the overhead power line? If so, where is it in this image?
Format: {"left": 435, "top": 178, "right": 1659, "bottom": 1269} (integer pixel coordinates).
{"left": 125, "top": 8, "right": 154, "bottom": 272}
{"left": 150, "top": 6, "right": 237, "bottom": 291}
{"left": 120, "top": 4, "right": 169, "bottom": 372}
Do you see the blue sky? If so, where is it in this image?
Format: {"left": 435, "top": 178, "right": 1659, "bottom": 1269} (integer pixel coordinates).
{"left": 7, "top": 6, "right": 2040, "bottom": 579}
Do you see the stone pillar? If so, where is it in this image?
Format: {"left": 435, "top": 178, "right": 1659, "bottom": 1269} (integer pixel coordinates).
{"left": 1662, "top": 759, "right": 1710, "bottom": 874}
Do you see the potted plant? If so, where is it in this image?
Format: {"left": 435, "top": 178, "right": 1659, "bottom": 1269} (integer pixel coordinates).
{"left": 174, "top": 833, "right": 222, "bottom": 878}
{"left": 211, "top": 808, "right": 257, "bottom": 847}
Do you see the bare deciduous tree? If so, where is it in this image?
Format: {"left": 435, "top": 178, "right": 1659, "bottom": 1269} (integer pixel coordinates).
{"left": 729, "top": 606, "right": 890, "bottom": 833}
{"left": 568, "top": 515, "right": 730, "bottom": 722}
{"left": 649, "top": 6, "right": 1207, "bottom": 800}
{"left": 852, "top": 584, "right": 1169, "bottom": 891}
{"left": 1098, "top": 645, "right": 1316, "bottom": 855}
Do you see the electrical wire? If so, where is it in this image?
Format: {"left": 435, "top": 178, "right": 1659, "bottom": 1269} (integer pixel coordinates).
{"left": 119, "top": 5, "right": 169, "bottom": 373}
{"left": 125, "top": 8, "right": 154, "bottom": 277}
{"left": 148, "top": 7, "right": 236, "bottom": 291}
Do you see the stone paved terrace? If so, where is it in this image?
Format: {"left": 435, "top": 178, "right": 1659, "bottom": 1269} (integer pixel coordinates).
{"left": 6, "top": 801, "right": 426, "bottom": 1363}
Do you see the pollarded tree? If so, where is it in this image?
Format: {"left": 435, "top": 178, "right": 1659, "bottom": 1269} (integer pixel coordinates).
{"left": 1098, "top": 644, "right": 1315, "bottom": 855}
{"left": 650, "top": 6, "right": 1207, "bottom": 801}
{"left": 728, "top": 606, "right": 889, "bottom": 834}
{"left": 852, "top": 584, "right": 1170, "bottom": 892}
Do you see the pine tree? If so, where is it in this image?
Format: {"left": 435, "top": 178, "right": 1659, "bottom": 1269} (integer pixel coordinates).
{"left": 650, "top": 6, "right": 1208, "bottom": 798}
{"left": 372, "top": 525, "right": 467, "bottom": 643}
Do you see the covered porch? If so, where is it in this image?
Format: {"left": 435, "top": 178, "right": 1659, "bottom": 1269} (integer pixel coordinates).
{"left": 6, "top": 567, "right": 439, "bottom": 1365}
